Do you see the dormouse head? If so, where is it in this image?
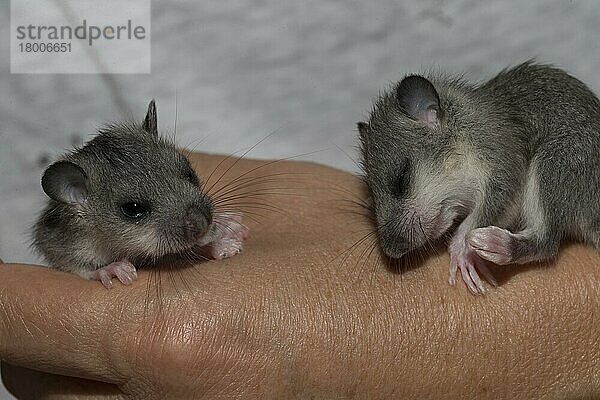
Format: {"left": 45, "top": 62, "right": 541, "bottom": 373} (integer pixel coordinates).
{"left": 41, "top": 100, "right": 213, "bottom": 261}
{"left": 358, "top": 75, "right": 482, "bottom": 258}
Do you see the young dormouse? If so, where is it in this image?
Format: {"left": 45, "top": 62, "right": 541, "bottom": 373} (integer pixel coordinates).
{"left": 33, "top": 100, "right": 248, "bottom": 288}
{"left": 358, "top": 62, "right": 600, "bottom": 294}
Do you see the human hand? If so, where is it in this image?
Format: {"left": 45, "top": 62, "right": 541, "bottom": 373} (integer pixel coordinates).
{"left": 1, "top": 154, "right": 598, "bottom": 399}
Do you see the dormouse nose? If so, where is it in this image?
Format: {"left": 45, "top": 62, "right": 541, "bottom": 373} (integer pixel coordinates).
{"left": 379, "top": 236, "right": 410, "bottom": 259}
{"left": 183, "top": 204, "right": 211, "bottom": 241}
{"left": 378, "top": 220, "right": 411, "bottom": 259}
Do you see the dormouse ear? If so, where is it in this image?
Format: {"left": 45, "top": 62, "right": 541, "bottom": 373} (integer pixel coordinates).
{"left": 396, "top": 75, "right": 441, "bottom": 128}
{"left": 357, "top": 122, "right": 369, "bottom": 136}
{"left": 142, "top": 99, "right": 158, "bottom": 136}
{"left": 41, "top": 161, "right": 89, "bottom": 204}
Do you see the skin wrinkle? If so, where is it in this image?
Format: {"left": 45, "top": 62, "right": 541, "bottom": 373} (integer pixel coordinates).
{"left": 1, "top": 270, "right": 117, "bottom": 383}
{"left": 122, "top": 284, "right": 276, "bottom": 399}
{"left": 0, "top": 154, "right": 598, "bottom": 399}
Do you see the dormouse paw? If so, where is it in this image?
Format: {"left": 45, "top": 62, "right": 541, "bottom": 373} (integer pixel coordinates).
{"left": 94, "top": 261, "right": 138, "bottom": 289}
{"left": 467, "top": 226, "right": 515, "bottom": 265}
{"left": 449, "top": 235, "right": 496, "bottom": 295}
{"left": 206, "top": 212, "right": 249, "bottom": 260}
{"left": 207, "top": 237, "right": 244, "bottom": 260}
{"left": 213, "top": 212, "right": 250, "bottom": 241}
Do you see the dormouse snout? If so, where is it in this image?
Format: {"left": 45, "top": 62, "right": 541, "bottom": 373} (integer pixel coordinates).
{"left": 379, "top": 237, "right": 410, "bottom": 259}
{"left": 182, "top": 203, "right": 212, "bottom": 241}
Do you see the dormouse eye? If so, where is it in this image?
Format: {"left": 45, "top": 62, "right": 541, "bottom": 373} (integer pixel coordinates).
{"left": 391, "top": 161, "right": 410, "bottom": 198}
{"left": 121, "top": 202, "right": 150, "bottom": 219}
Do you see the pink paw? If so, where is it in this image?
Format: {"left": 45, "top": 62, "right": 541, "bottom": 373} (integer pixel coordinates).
{"left": 467, "top": 227, "right": 514, "bottom": 265}
{"left": 94, "top": 261, "right": 138, "bottom": 289}
{"left": 449, "top": 236, "right": 496, "bottom": 295}
{"left": 213, "top": 212, "right": 250, "bottom": 241}
{"left": 207, "top": 237, "right": 245, "bottom": 260}
{"left": 206, "top": 212, "right": 249, "bottom": 260}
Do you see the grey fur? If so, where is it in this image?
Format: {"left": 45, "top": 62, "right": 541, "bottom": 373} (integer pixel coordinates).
{"left": 32, "top": 101, "right": 215, "bottom": 278}
{"left": 359, "top": 61, "right": 600, "bottom": 289}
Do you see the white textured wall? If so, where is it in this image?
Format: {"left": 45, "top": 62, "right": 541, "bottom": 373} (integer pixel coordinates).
{"left": 1, "top": 0, "right": 600, "bottom": 395}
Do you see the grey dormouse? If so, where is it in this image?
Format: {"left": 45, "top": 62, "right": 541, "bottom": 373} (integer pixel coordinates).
{"left": 358, "top": 61, "right": 600, "bottom": 294}
{"left": 33, "top": 100, "right": 249, "bottom": 288}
